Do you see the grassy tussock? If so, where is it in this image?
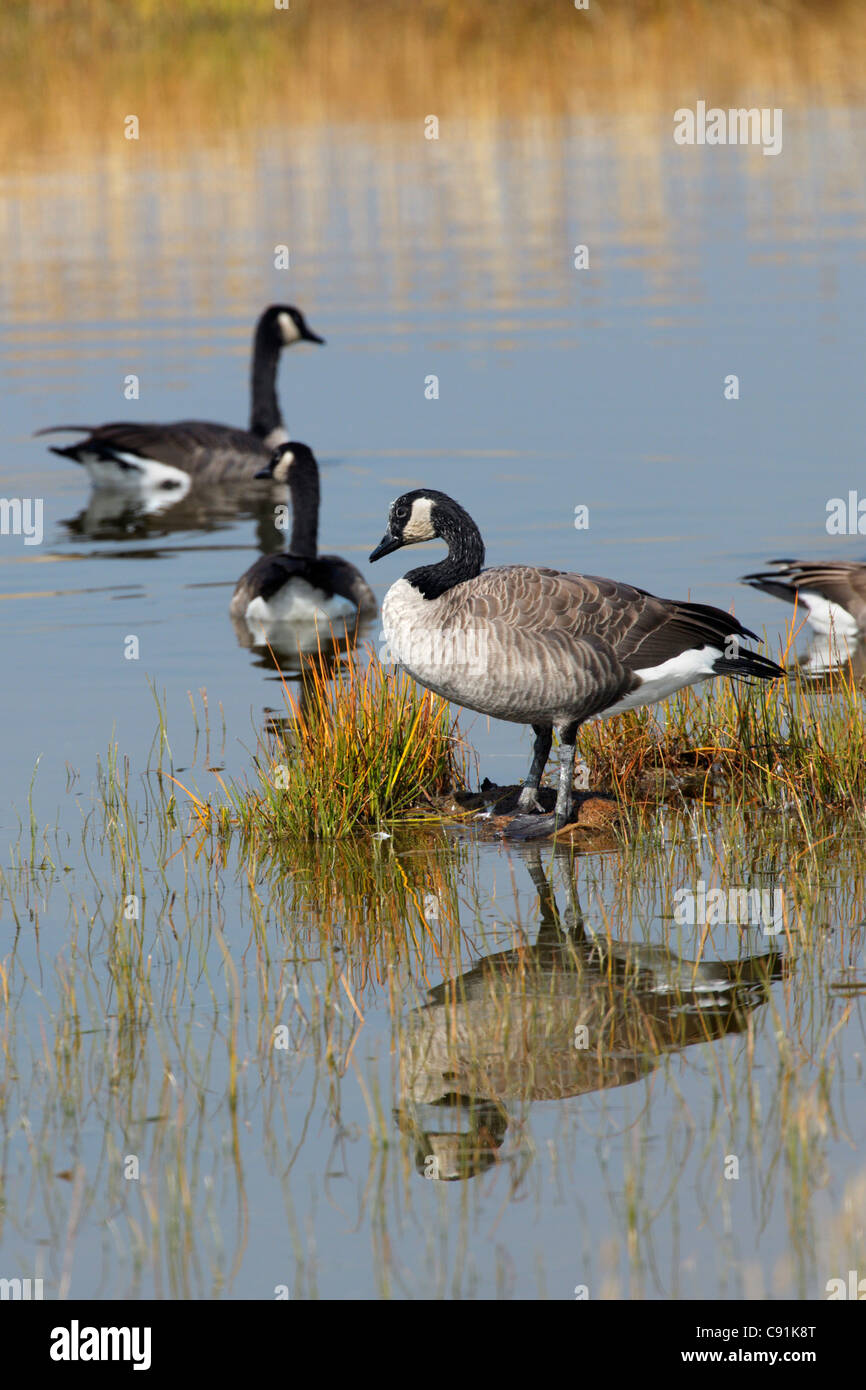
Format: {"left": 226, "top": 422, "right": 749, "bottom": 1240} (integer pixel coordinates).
{"left": 578, "top": 635, "right": 866, "bottom": 815}
{"left": 227, "top": 642, "right": 468, "bottom": 843}
{"left": 218, "top": 620, "right": 866, "bottom": 848}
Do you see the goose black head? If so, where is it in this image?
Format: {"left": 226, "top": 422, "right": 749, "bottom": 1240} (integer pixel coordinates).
{"left": 370, "top": 489, "right": 485, "bottom": 594}
{"left": 260, "top": 304, "right": 325, "bottom": 347}
{"left": 369, "top": 488, "right": 483, "bottom": 557}
{"left": 369, "top": 491, "right": 445, "bottom": 560}
{"left": 254, "top": 441, "right": 317, "bottom": 483}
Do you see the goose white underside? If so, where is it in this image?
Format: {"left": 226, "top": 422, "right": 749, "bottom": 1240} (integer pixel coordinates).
{"left": 802, "top": 644, "right": 859, "bottom": 675}
{"left": 789, "top": 591, "right": 861, "bottom": 672}
{"left": 244, "top": 583, "right": 356, "bottom": 627}
{"left": 599, "top": 646, "right": 722, "bottom": 717}
{"left": 80, "top": 451, "right": 192, "bottom": 500}
{"left": 797, "top": 590, "right": 860, "bottom": 639}
{"left": 243, "top": 585, "right": 359, "bottom": 657}
{"left": 605, "top": 943, "right": 752, "bottom": 994}
{"left": 795, "top": 591, "right": 861, "bottom": 672}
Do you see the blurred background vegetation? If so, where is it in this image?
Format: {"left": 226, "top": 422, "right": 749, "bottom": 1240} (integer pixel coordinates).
{"left": 4, "top": 0, "right": 866, "bottom": 166}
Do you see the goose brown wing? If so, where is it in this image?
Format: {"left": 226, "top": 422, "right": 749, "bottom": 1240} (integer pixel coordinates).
{"left": 438, "top": 568, "right": 647, "bottom": 638}
{"left": 439, "top": 566, "right": 750, "bottom": 674}
{"left": 233, "top": 553, "right": 315, "bottom": 606}
{"left": 610, "top": 596, "right": 756, "bottom": 671}
{"left": 37, "top": 420, "right": 268, "bottom": 476}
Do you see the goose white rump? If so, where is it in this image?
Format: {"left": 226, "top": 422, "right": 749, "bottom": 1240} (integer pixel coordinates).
{"left": 244, "top": 582, "right": 358, "bottom": 627}
{"left": 77, "top": 450, "right": 192, "bottom": 498}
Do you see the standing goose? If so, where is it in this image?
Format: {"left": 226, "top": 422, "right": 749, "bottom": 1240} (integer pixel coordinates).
{"left": 742, "top": 559, "right": 866, "bottom": 673}
{"left": 231, "top": 442, "right": 376, "bottom": 642}
{"left": 36, "top": 305, "right": 323, "bottom": 491}
{"left": 370, "top": 490, "right": 784, "bottom": 839}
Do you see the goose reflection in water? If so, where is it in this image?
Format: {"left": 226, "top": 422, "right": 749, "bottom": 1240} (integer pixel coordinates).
{"left": 395, "top": 848, "right": 788, "bottom": 1182}
{"left": 230, "top": 608, "right": 376, "bottom": 676}
{"left": 62, "top": 482, "right": 287, "bottom": 548}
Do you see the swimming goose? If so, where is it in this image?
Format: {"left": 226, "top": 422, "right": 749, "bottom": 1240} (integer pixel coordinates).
{"left": 231, "top": 442, "right": 376, "bottom": 641}
{"left": 370, "top": 490, "right": 784, "bottom": 839}
{"left": 742, "top": 559, "right": 866, "bottom": 673}
{"left": 36, "top": 305, "right": 323, "bottom": 491}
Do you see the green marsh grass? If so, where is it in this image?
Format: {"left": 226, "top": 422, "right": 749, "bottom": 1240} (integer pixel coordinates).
{"left": 226, "top": 642, "right": 470, "bottom": 845}
{"left": 212, "top": 614, "right": 866, "bottom": 856}
{"left": 2, "top": 657, "right": 866, "bottom": 1297}
{"left": 1, "top": 730, "right": 865, "bottom": 1297}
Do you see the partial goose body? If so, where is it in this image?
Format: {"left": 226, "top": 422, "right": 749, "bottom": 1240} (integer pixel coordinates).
{"left": 231, "top": 442, "right": 376, "bottom": 646}
{"left": 370, "top": 490, "right": 784, "bottom": 838}
{"left": 379, "top": 572, "right": 750, "bottom": 725}
{"left": 742, "top": 558, "right": 865, "bottom": 673}
{"left": 238, "top": 556, "right": 370, "bottom": 631}
{"left": 36, "top": 305, "right": 323, "bottom": 490}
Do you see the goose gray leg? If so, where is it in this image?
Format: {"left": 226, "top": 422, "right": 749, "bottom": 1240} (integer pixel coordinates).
{"left": 515, "top": 724, "right": 553, "bottom": 814}
{"left": 554, "top": 730, "right": 577, "bottom": 823}
{"left": 524, "top": 846, "right": 588, "bottom": 949}
{"left": 505, "top": 722, "right": 579, "bottom": 841}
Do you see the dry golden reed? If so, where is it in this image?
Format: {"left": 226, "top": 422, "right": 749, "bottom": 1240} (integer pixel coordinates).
{"left": 4, "top": 0, "right": 866, "bottom": 168}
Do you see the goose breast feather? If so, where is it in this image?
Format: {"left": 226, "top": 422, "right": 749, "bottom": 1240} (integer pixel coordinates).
{"left": 231, "top": 552, "right": 376, "bottom": 619}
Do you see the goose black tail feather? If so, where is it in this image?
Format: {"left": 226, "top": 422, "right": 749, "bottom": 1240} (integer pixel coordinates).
{"left": 34, "top": 425, "right": 94, "bottom": 437}
{"left": 712, "top": 651, "right": 785, "bottom": 681}
{"left": 740, "top": 572, "right": 800, "bottom": 605}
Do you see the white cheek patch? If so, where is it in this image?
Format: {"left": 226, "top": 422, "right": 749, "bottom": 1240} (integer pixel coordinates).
{"left": 402, "top": 497, "right": 436, "bottom": 543}
{"left": 273, "top": 453, "right": 294, "bottom": 483}
{"left": 277, "top": 312, "right": 302, "bottom": 344}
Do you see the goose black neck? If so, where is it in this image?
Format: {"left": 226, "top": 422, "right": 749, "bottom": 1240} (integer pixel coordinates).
{"left": 249, "top": 318, "right": 283, "bottom": 438}
{"left": 287, "top": 461, "right": 320, "bottom": 559}
{"left": 406, "top": 508, "right": 485, "bottom": 600}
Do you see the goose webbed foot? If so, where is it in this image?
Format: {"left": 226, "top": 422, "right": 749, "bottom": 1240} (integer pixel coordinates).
{"left": 515, "top": 786, "right": 546, "bottom": 816}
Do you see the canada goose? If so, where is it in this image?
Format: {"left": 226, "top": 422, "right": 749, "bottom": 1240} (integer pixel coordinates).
{"left": 230, "top": 442, "right": 376, "bottom": 641}
{"left": 742, "top": 559, "right": 866, "bottom": 673}
{"left": 36, "top": 305, "right": 324, "bottom": 491}
{"left": 370, "top": 490, "right": 785, "bottom": 839}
